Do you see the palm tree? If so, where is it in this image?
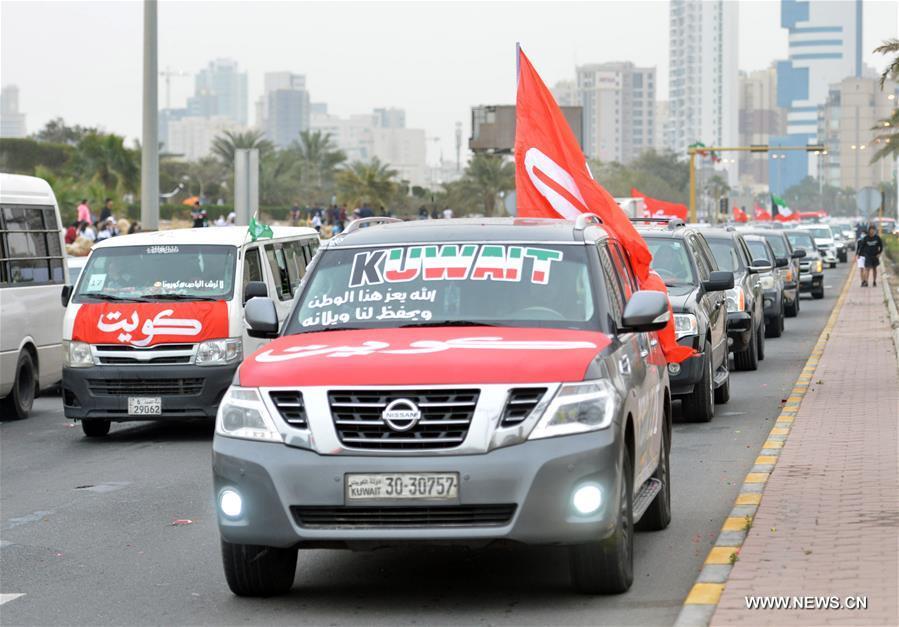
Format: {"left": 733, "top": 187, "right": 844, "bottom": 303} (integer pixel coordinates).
{"left": 336, "top": 158, "right": 397, "bottom": 208}
{"left": 293, "top": 130, "right": 346, "bottom": 184}
{"left": 873, "top": 38, "right": 899, "bottom": 88}
{"left": 870, "top": 39, "right": 899, "bottom": 164}
{"left": 460, "top": 154, "right": 515, "bottom": 216}
{"left": 210, "top": 129, "right": 274, "bottom": 167}
{"left": 71, "top": 132, "right": 139, "bottom": 193}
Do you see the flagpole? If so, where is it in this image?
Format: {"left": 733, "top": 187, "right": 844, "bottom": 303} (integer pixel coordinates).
{"left": 515, "top": 42, "right": 521, "bottom": 85}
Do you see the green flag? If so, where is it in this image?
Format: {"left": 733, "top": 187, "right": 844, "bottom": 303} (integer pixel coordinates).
{"left": 771, "top": 194, "right": 793, "bottom": 218}
{"left": 248, "top": 215, "right": 273, "bottom": 241}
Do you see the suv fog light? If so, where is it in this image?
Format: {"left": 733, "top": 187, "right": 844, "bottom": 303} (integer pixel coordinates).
{"left": 668, "top": 363, "right": 681, "bottom": 375}
{"left": 572, "top": 483, "right": 602, "bottom": 515}
{"left": 220, "top": 489, "right": 242, "bottom": 518}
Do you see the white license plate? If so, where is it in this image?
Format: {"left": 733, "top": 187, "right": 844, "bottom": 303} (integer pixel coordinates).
{"left": 346, "top": 473, "right": 459, "bottom": 501}
{"left": 128, "top": 397, "right": 161, "bottom": 416}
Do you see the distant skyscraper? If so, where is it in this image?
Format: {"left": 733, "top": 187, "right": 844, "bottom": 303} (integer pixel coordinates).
{"left": 574, "top": 62, "right": 655, "bottom": 163}
{"left": 667, "top": 0, "right": 739, "bottom": 181}
{"left": 771, "top": 0, "right": 862, "bottom": 193}
{"left": 373, "top": 107, "right": 406, "bottom": 129}
{"left": 1, "top": 85, "right": 27, "bottom": 138}
{"left": 738, "top": 66, "right": 785, "bottom": 187}
{"left": 166, "top": 116, "right": 242, "bottom": 161}
{"left": 189, "top": 59, "right": 248, "bottom": 125}
{"left": 261, "top": 72, "right": 310, "bottom": 148}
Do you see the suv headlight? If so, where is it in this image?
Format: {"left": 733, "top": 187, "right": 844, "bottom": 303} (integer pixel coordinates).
{"left": 63, "top": 340, "right": 94, "bottom": 367}
{"left": 529, "top": 380, "right": 618, "bottom": 440}
{"left": 674, "top": 313, "right": 698, "bottom": 339}
{"left": 759, "top": 274, "right": 775, "bottom": 290}
{"left": 815, "top": 259, "right": 823, "bottom": 273}
{"left": 215, "top": 387, "right": 283, "bottom": 442}
{"left": 196, "top": 338, "right": 242, "bottom": 366}
{"left": 725, "top": 286, "right": 745, "bottom": 312}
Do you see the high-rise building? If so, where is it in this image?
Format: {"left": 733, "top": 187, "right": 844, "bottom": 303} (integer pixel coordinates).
{"left": 1, "top": 85, "right": 27, "bottom": 138}
{"left": 166, "top": 116, "right": 242, "bottom": 161}
{"left": 189, "top": 59, "right": 248, "bottom": 125}
{"left": 818, "top": 76, "right": 897, "bottom": 191}
{"left": 374, "top": 107, "right": 406, "bottom": 129}
{"left": 260, "top": 72, "right": 310, "bottom": 148}
{"left": 771, "top": 0, "right": 862, "bottom": 193}
{"left": 654, "top": 101, "right": 669, "bottom": 152}
{"left": 574, "top": 62, "right": 656, "bottom": 163}
{"left": 551, "top": 80, "right": 578, "bottom": 107}
{"left": 738, "top": 66, "right": 785, "bottom": 188}
{"left": 667, "top": 0, "right": 739, "bottom": 181}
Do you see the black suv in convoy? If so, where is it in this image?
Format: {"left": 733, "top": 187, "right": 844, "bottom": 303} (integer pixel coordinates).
{"left": 785, "top": 230, "right": 825, "bottom": 299}
{"left": 739, "top": 229, "right": 804, "bottom": 318}
{"left": 637, "top": 221, "right": 733, "bottom": 422}
{"left": 701, "top": 229, "right": 767, "bottom": 371}
{"left": 744, "top": 235, "right": 787, "bottom": 339}
{"left": 218, "top": 216, "right": 673, "bottom": 596}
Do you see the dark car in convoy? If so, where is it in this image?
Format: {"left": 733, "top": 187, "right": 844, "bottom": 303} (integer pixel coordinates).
{"left": 638, "top": 221, "right": 733, "bottom": 422}
{"left": 744, "top": 235, "right": 787, "bottom": 338}
{"left": 215, "top": 216, "right": 674, "bottom": 597}
{"left": 785, "top": 230, "right": 825, "bottom": 299}
{"left": 701, "top": 229, "right": 768, "bottom": 371}
{"left": 739, "top": 229, "right": 804, "bottom": 318}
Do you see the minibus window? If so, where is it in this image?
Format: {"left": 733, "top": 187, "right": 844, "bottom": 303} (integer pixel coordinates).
{"left": 265, "top": 244, "right": 292, "bottom": 300}
{"left": 243, "top": 248, "right": 263, "bottom": 287}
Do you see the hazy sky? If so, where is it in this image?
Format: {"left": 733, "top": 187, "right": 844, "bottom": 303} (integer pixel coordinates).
{"left": 2, "top": 0, "right": 897, "bottom": 165}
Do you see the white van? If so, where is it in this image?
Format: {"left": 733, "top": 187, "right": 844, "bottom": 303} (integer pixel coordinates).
{"left": 0, "top": 173, "right": 68, "bottom": 419}
{"left": 61, "top": 225, "right": 319, "bottom": 436}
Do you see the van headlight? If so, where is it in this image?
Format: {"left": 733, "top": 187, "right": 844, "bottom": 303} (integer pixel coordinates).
{"left": 674, "top": 313, "right": 698, "bottom": 339}
{"left": 725, "top": 286, "right": 746, "bottom": 312}
{"left": 215, "top": 387, "right": 283, "bottom": 442}
{"left": 529, "top": 380, "right": 618, "bottom": 440}
{"left": 63, "top": 340, "right": 94, "bottom": 367}
{"left": 197, "top": 338, "right": 242, "bottom": 366}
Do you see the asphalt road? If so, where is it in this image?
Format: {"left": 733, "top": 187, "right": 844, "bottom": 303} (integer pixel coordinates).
{"left": 0, "top": 263, "right": 850, "bottom": 626}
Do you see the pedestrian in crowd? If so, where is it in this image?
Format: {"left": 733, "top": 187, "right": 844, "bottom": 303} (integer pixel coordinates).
{"left": 65, "top": 221, "right": 78, "bottom": 245}
{"left": 128, "top": 221, "right": 141, "bottom": 234}
{"left": 327, "top": 204, "right": 339, "bottom": 227}
{"left": 77, "top": 199, "right": 91, "bottom": 224}
{"left": 442, "top": 206, "right": 454, "bottom": 220}
{"left": 99, "top": 198, "right": 114, "bottom": 223}
{"left": 430, "top": 207, "right": 440, "bottom": 220}
{"left": 96, "top": 218, "right": 115, "bottom": 242}
{"left": 360, "top": 203, "right": 374, "bottom": 219}
{"left": 191, "top": 201, "right": 208, "bottom": 228}
{"left": 418, "top": 206, "right": 429, "bottom": 220}
{"left": 290, "top": 202, "right": 301, "bottom": 226}
{"left": 80, "top": 221, "right": 97, "bottom": 242}
{"left": 312, "top": 210, "right": 323, "bottom": 233}
{"left": 338, "top": 205, "right": 347, "bottom": 226}
{"left": 856, "top": 224, "right": 884, "bottom": 287}
{"left": 214, "top": 214, "right": 227, "bottom": 226}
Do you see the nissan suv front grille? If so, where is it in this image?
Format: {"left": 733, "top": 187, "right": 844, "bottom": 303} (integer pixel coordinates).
{"left": 292, "top": 504, "right": 516, "bottom": 528}
{"left": 328, "top": 389, "right": 479, "bottom": 450}
{"left": 500, "top": 388, "right": 547, "bottom": 426}
{"left": 269, "top": 391, "right": 308, "bottom": 428}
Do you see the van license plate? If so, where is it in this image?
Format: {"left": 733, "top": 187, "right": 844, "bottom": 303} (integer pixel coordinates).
{"left": 346, "top": 473, "right": 459, "bottom": 501}
{"left": 128, "top": 397, "right": 162, "bottom": 416}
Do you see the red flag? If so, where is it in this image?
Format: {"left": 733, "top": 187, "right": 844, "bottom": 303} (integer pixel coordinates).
{"left": 733, "top": 206, "right": 749, "bottom": 223}
{"left": 630, "top": 188, "right": 688, "bottom": 221}
{"left": 753, "top": 204, "right": 772, "bottom": 221}
{"left": 514, "top": 47, "right": 693, "bottom": 363}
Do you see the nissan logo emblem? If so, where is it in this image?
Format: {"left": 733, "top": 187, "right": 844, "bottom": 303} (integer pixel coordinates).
{"left": 382, "top": 398, "right": 422, "bottom": 432}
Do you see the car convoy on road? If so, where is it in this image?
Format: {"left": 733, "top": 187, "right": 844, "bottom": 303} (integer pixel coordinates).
{"left": 0, "top": 172, "right": 865, "bottom": 598}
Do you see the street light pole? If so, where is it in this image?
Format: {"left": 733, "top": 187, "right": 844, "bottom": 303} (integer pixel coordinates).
{"left": 141, "top": 0, "right": 159, "bottom": 231}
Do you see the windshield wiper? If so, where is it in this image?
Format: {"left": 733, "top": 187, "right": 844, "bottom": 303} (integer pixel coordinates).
{"left": 83, "top": 293, "right": 151, "bottom": 303}
{"left": 398, "top": 320, "right": 499, "bottom": 328}
{"left": 149, "top": 294, "right": 218, "bottom": 301}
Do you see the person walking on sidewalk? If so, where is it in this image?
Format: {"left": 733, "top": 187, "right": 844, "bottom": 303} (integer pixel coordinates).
{"left": 856, "top": 224, "right": 884, "bottom": 287}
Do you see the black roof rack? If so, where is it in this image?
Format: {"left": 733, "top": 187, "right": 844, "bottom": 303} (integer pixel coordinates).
{"left": 630, "top": 216, "right": 686, "bottom": 230}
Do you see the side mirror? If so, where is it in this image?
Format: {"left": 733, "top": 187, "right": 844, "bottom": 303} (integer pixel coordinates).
{"left": 243, "top": 280, "right": 268, "bottom": 305}
{"left": 775, "top": 256, "right": 789, "bottom": 268}
{"left": 61, "top": 285, "right": 72, "bottom": 307}
{"left": 621, "top": 291, "right": 670, "bottom": 332}
{"left": 244, "top": 297, "right": 279, "bottom": 339}
{"left": 749, "top": 259, "right": 773, "bottom": 273}
{"left": 791, "top": 249, "right": 807, "bottom": 259}
{"left": 702, "top": 270, "right": 734, "bottom": 292}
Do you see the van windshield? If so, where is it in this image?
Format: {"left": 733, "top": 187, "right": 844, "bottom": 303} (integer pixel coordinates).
{"left": 72, "top": 244, "right": 237, "bottom": 302}
{"left": 285, "top": 243, "right": 598, "bottom": 333}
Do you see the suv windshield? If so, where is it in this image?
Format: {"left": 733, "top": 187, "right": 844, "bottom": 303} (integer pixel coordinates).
{"left": 804, "top": 227, "right": 832, "bottom": 239}
{"left": 787, "top": 232, "right": 815, "bottom": 251}
{"left": 73, "top": 244, "right": 237, "bottom": 302}
{"left": 286, "top": 243, "right": 598, "bottom": 333}
{"left": 706, "top": 239, "right": 744, "bottom": 273}
{"left": 645, "top": 237, "right": 696, "bottom": 286}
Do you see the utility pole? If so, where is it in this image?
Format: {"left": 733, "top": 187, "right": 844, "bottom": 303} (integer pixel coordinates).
{"left": 141, "top": 0, "right": 159, "bottom": 231}
{"left": 455, "top": 121, "right": 462, "bottom": 172}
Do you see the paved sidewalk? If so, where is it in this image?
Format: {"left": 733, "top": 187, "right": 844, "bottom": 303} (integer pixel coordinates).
{"left": 711, "top": 279, "right": 899, "bottom": 626}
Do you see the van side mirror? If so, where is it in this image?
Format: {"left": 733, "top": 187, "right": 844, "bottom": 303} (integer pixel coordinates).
{"left": 61, "top": 285, "right": 72, "bottom": 307}
{"left": 791, "top": 249, "right": 806, "bottom": 259}
{"left": 621, "top": 291, "right": 670, "bottom": 332}
{"left": 702, "top": 271, "right": 734, "bottom": 292}
{"left": 244, "top": 297, "right": 279, "bottom": 339}
{"left": 243, "top": 280, "right": 267, "bottom": 305}
{"left": 749, "top": 259, "right": 773, "bottom": 273}
{"left": 775, "top": 256, "right": 789, "bottom": 268}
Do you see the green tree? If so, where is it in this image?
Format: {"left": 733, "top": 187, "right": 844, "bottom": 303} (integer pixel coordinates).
{"left": 336, "top": 158, "right": 398, "bottom": 208}
{"left": 70, "top": 132, "right": 139, "bottom": 193}
{"left": 32, "top": 117, "right": 99, "bottom": 145}
{"left": 210, "top": 129, "right": 274, "bottom": 167}
{"left": 291, "top": 130, "right": 346, "bottom": 196}
{"left": 588, "top": 149, "right": 690, "bottom": 204}
{"left": 459, "top": 153, "right": 514, "bottom": 216}
{"left": 873, "top": 38, "right": 899, "bottom": 88}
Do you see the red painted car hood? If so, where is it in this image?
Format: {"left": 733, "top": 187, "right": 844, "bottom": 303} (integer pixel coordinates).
{"left": 239, "top": 326, "right": 611, "bottom": 387}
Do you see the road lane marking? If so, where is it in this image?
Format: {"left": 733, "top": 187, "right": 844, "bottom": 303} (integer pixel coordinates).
{"left": 0, "top": 594, "right": 25, "bottom": 605}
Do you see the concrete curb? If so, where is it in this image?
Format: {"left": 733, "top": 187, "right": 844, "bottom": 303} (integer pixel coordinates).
{"left": 672, "top": 269, "right": 854, "bottom": 627}
{"left": 882, "top": 273, "right": 899, "bottom": 370}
